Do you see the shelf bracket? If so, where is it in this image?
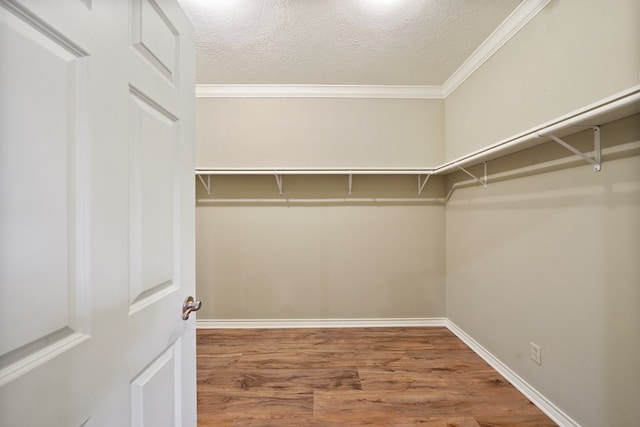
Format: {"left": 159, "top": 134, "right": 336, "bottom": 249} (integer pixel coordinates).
{"left": 544, "top": 126, "right": 601, "bottom": 171}
{"left": 273, "top": 172, "right": 283, "bottom": 195}
{"left": 348, "top": 171, "right": 353, "bottom": 195}
{"left": 197, "top": 174, "right": 211, "bottom": 196}
{"left": 418, "top": 174, "right": 430, "bottom": 195}
{"left": 457, "top": 161, "right": 487, "bottom": 189}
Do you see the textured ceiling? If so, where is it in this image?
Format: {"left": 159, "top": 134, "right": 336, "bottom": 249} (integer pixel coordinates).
{"left": 179, "top": 0, "right": 523, "bottom": 85}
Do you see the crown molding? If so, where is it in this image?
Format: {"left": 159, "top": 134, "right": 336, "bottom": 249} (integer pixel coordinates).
{"left": 195, "top": 84, "right": 445, "bottom": 99}
{"left": 195, "top": 0, "right": 552, "bottom": 99}
{"left": 442, "top": 0, "right": 553, "bottom": 96}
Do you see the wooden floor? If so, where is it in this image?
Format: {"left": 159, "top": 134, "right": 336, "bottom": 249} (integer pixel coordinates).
{"left": 197, "top": 327, "right": 556, "bottom": 426}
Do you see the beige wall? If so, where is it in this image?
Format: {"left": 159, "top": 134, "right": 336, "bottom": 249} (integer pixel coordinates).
{"left": 446, "top": 116, "right": 640, "bottom": 427}
{"left": 196, "top": 175, "right": 446, "bottom": 319}
{"left": 195, "top": 97, "right": 447, "bottom": 321}
{"left": 196, "top": 97, "right": 445, "bottom": 168}
{"left": 445, "top": 0, "right": 640, "bottom": 161}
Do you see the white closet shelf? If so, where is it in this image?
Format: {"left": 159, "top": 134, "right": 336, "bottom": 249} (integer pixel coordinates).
{"left": 195, "top": 168, "right": 434, "bottom": 175}
{"left": 195, "top": 169, "right": 434, "bottom": 196}
{"left": 434, "top": 86, "right": 639, "bottom": 174}
{"left": 195, "top": 85, "right": 640, "bottom": 196}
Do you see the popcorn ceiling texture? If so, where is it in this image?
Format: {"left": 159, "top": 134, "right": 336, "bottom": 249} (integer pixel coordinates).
{"left": 179, "top": 0, "right": 522, "bottom": 85}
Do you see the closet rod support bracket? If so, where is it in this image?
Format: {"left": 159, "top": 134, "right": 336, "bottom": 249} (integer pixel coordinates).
{"left": 197, "top": 174, "right": 211, "bottom": 196}
{"left": 418, "top": 174, "right": 430, "bottom": 195}
{"left": 457, "top": 162, "right": 488, "bottom": 189}
{"left": 540, "top": 126, "right": 601, "bottom": 172}
{"left": 589, "top": 125, "right": 601, "bottom": 171}
{"left": 274, "top": 172, "right": 283, "bottom": 196}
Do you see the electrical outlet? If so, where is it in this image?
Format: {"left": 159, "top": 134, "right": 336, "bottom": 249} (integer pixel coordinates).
{"left": 530, "top": 342, "right": 542, "bottom": 365}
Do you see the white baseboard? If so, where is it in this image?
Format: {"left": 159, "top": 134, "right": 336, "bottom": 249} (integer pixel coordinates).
{"left": 445, "top": 319, "right": 580, "bottom": 427}
{"left": 196, "top": 316, "right": 580, "bottom": 427}
{"left": 196, "top": 317, "right": 447, "bottom": 329}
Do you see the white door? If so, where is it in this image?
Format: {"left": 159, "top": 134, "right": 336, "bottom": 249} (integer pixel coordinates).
{"left": 0, "top": 0, "right": 196, "bottom": 426}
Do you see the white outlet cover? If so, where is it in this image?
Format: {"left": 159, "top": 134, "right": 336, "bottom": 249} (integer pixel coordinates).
{"left": 530, "top": 342, "right": 542, "bottom": 365}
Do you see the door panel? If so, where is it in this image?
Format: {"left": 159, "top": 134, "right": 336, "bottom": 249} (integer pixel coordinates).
{"left": 128, "top": 87, "right": 179, "bottom": 313}
{"left": 0, "top": 0, "right": 91, "bottom": 388}
{"left": 131, "top": 0, "right": 179, "bottom": 83}
{"left": 0, "top": 0, "right": 196, "bottom": 425}
{"left": 131, "top": 338, "right": 182, "bottom": 427}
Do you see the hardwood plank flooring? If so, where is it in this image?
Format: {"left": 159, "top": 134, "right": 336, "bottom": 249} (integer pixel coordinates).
{"left": 197, "top": 327, "right": 556, "bottom": 426}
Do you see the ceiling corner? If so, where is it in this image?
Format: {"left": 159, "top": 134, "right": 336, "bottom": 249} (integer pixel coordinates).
{"left": 442, "top": 0, "right": 553, "bottom": 97}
